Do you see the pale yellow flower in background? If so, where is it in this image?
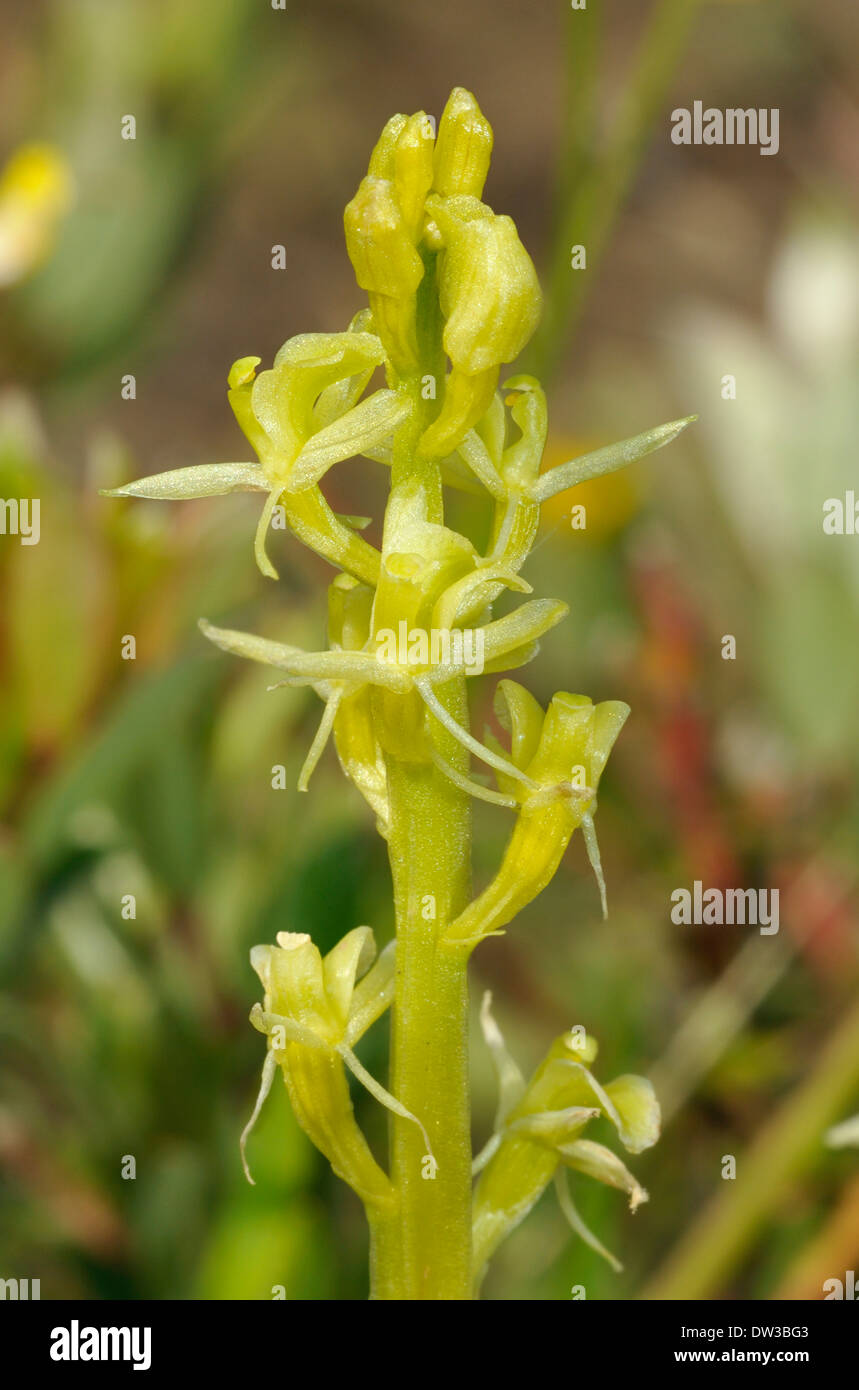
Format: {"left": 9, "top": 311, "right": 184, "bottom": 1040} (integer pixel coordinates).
{"left": 0, "top": 143, "right": 73, "bottom": 288}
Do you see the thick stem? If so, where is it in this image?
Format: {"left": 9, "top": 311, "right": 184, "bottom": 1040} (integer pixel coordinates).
{"left": 373, "top": 738, "right": 473, "bottom": 1299}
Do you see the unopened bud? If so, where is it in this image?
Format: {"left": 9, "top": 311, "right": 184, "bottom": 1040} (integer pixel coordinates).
{"left": 433, "top": 87, "right": 493, "bottom": 199}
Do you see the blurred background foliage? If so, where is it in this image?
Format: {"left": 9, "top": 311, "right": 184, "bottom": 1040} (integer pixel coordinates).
{"left": 1, "top": 0, "right": 858, "bottom": 1300}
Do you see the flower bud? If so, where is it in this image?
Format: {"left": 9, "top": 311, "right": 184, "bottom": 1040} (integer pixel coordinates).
{"left": 394, "top": 112, "right": 435, "bottom": 242}
{"left": 344, "top": 176, "right": 424, "bottom": 371}
{"left": 432, "top": 88, "right": 493, "bottom": 200}
{"left": 345, "top": 177, "right": 424, "bottom": 299}
{"left": 368, "top": 113, "right": 408, "bottom": 179}
{"left": 429, "top": 194, "right": 542, "bottom": 376}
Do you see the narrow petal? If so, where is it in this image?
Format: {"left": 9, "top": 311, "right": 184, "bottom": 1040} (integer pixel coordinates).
{"left": 297, "top": 691, "right": 342, "bottom": 792}
{"left": 254, "top": 490, "right": 282, "bottom": 579}
{"left": 457, "top": 429, "right": 507, "bottom": 498}
{"left": 323, "top": 926, "right": 377, "bottom": 1026}
{"left": 338, "top": 1044, "right": 434, "bottom": 1160}
{"left": 433, "top": 565, "right": 531, "bottom": 632}
{"left": 493, "top": 680, "right": 545, "bottom": 771}
{"left": 480, "top": 991, "right": 527, "bottom": 1126}
{"left": 533, "top": 416, "right": 697, "bottom": 502}
{"left": 500, "top": 376, "right": 548, "bottom": 489}
{"left": 288, "top": 390, "right": 413, "bottom": 491}
{"left": 344, "top": 940, "right": 396, "bottom": 1045}
{"left": 240, "top": 1048, "right": 278, "bottom": 1185}
{"left": 332, "top": 688, "right": 390, "bottom": 833}
{"left": 554, "top": 1169, "right": 623, "bottom": 1273}
{"left": 475, "top": 390, "right": 507, "bottom": 469}
{"left": 263, "top": 331, "right": 387, "bottom": 457}
{"left": 312, "top": 310, "right": 378, "bottom": 428}
{"left": 558, "top": 1138, "right": 649, "bottom": 1211}
{"left": 101, "top": 462, "right": 266, "bottom": 500}
{"left": 590, "top": 701, "right": 631, "bottom": 781}
{"left": 416, "top": 677, "right": 536, "bottom": 789}
{"left": 480, "top": 598, "right": 568, "bottom": 667}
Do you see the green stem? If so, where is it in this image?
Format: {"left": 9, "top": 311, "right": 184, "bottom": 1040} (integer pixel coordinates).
{"left": 372, "top": 741, "right": 473, "bottom": 1299}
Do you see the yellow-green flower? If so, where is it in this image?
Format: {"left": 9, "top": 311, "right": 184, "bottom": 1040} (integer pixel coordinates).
{"left": 443, "top": 681, "right": 629, "bottom": 947}
{"left": 471, "top": 995, "right": 660, "bottom": 1290}
{"left": 418, "top": 194, "right": 542, "bottom": 458}
{"left": 196, "top": 559, "right": 568, "bottom": 803}
{"left": 102, "top": 325, "right": 412, "bottom": 582}
{"left": 242, "top": 926, "right": 431, "bottom": 1209}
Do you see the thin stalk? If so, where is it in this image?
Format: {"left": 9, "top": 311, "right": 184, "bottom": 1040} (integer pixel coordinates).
{"left": 369, "top": 315, "right": 474, "bottom": 1296}
{"left": 375, "top": 747, "right": 473, "bottom": 1299}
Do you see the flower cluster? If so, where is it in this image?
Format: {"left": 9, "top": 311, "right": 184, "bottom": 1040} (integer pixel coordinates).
{"left": 104, "top": 87, "right": 691, "bottom": 1282}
